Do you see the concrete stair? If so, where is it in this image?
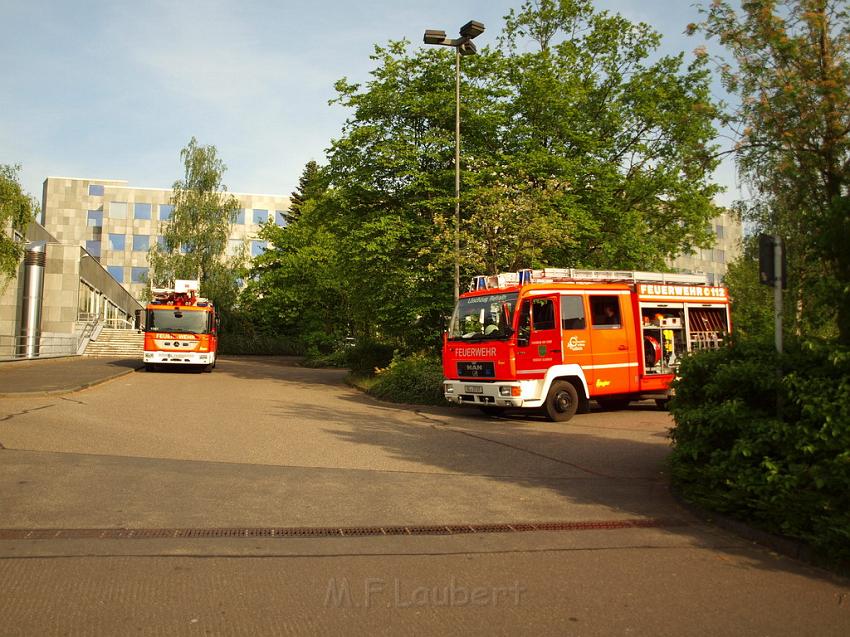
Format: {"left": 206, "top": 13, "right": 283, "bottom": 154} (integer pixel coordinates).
{"left": 83, "top": 328, "right": 145, "bottom": 358}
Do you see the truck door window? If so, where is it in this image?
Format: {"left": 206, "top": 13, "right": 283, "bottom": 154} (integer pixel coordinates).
{"left": 561, "top": 296, "right": 586, "bottom": 330}
{"left": 591, "top": 296, "right": 622, "bottom": 328}
{"left": 532, "top": 298, "right": 555, "bottom": 331}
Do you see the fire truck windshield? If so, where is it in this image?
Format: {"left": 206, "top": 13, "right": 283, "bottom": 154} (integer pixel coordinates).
{"left": 146, "top": 309, "right": 210, "bottom": 334}
{"left": 448, "top": 292, "right": 518, "bottom": 341}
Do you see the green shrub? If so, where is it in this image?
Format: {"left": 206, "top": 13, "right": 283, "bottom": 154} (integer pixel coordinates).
{"left": 367, "top": 353, "right": 445, "bottom": 405}
{"left": 347, "top": 339, "right": 396, "bottom": 377}
{"left": 217, "top": 333, "right": 305, "bottom": 356}
{"left": 302, "top": 347, "right": 352, "bottom": 369}
{"left": 670, "top": 336, "right": 850, "bottom": 563}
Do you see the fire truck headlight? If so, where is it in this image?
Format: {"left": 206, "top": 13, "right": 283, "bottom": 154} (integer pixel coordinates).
{"left": 444, "top": 384, "right": 454, "bottom": 394}
{"left": 499, "top": 386, "right": 511, "bottom": 397}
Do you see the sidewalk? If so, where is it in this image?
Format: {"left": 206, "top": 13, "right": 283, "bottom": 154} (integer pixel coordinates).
{"left": 0, "top": 356, "right": 142, "bottom": 397}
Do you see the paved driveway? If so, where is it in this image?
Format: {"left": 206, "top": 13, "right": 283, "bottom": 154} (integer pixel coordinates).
{"left": 0, "top": 357, "right": 848, "bottom": 635}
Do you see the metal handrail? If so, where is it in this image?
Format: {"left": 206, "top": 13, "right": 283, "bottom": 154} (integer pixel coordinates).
{"left": 75, "top": 318, "right": 100, "bottom": 355}
{"left": 0, "top": 334, "right": 80, "bottom": 361}
{"left": 102, "top": 317, "right": 135, "bottom": 330}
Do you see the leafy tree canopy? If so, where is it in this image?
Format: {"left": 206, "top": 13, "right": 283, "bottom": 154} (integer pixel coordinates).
{"left": 148, "top": 138, "right": 242, "bottom": 316}
{"left": 0, "top": 164, "right": 38, "bottom": 280}
{"left": 247, "top": 0, "right": 722, "bottom": 351}
{"left": 690, "top": 0, "right": 850, "bottom": 342}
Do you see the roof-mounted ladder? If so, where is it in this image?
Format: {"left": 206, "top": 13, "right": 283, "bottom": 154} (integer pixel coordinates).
{"left": 471, "top": 268, "right": 708, "bottom": 290}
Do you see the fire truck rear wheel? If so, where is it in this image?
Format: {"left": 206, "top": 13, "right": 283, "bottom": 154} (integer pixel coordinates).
{"left": 545, "top": 381, "right": 578, "bottom": 422}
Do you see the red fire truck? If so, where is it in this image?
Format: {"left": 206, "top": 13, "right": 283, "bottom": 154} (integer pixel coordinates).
{"left": 143, "top": 279, "right": 218, "bottom": 372}
{"left": 442, "top": 269, "right": 730, "bottom": 421}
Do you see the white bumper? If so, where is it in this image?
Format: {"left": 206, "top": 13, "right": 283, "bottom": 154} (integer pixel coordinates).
{"left": 144, "top": 351, "right": 215, "bottom": 365}
{"left": 443, "top": 379, "right": 545, "bottom": 408}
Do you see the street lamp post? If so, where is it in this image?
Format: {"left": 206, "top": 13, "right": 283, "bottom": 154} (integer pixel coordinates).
{"left": 423, "top": 20, "right": 485, "bottom": 301}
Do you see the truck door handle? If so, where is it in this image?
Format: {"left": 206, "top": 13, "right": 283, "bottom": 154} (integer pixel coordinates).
{"left": 618, "top": 345, "right": 627, "bottom": 350}
{"left": 552, "top": 349, "right": 561, "bottom": 353}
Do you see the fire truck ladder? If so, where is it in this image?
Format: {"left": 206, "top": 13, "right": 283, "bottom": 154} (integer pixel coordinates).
{"left": 471, "top": 269, "right": 707, "bottom": 290}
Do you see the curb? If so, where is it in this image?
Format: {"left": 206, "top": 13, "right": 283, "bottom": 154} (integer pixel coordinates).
{"left": 671, "top": 489, "right": 850, "bottom": 577}
{"left": 0, "top": 366, "right": 143, "bottom": 399}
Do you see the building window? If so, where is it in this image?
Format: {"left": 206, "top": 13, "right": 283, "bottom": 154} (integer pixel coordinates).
{"left": 109, "top": 201, "right": 128, "bottom": 219}
{"left": 251, "top": 240, "right": 267, "bottom": 257}
{"left": 227, "top": 239, "right": 244, "bottom": 257}
{"left": 714, "top": 249, "right": 726, "bottom": 262}
{"left": 234, "top": 208, "right": 246, "bottom": 224}
{"left": 107, "top": 265, "right": 124, "bottom": 283}
{"left": 134, "top": 203, "right": 152, "bottom": 220}
{"left": 132, "top": 235, "right": 149, "bottom": 251}
{"left": 85, "top": 240, "right": 101, "bottom": 257}
{"left": 156, "top": 235, "right": 167, "bottom": 250}
{"left": 87, "top": 210, "right": 103, "bottom": 227}
{"left": 131, "top": 267, "right": 149, "bottom": 284}
{"left": 715, "top": 224, "right": 725, "bottom": 240}
{"left": 108, "top": 234, "right": 125, "bottom": 251}
{"left": 252, "top": 209, "right": 268, "bottom": 225}
{"left": 159, "top": 204, "right": 173, "bottom": 221}
{"left": 89, "top": 184, "right": 104, "bottom": 196}
{"left": 78, "top": 280, "right": 99, "bottom": 318}
{"left": 275, "top": 210, "right": 288, "bottom": 227}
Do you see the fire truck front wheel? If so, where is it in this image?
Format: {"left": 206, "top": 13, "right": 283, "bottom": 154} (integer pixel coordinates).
{"left": 544, "top": 381, "right": 579, "bottom": 422}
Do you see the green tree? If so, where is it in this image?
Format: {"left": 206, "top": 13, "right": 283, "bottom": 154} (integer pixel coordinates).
{"left": 314, "top": 0, "right": 720, "bottom": 347}
{"left": 0, "top": 164, "right": 38, "bottom": 280}
{"left": 148, "top": 138, "right": 241, "bottom": 314}
{"left": 723, "top": 239, "right": 775, "bottom": 338}
{"left": 286, "top": 160, "right": 326, "bottom": 225}
{"left": 495, "top": 0, "right": 721, "bottom": 269}
{"left": 241, "top": 194, "right": 348, "bottom": 352}
{"left": 690, "top": 0, "right": 850, "bottom": 342}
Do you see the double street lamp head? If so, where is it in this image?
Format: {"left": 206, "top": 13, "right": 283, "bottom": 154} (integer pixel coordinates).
{"left": 423, "top": 20, "right": 485, "bottom": 53}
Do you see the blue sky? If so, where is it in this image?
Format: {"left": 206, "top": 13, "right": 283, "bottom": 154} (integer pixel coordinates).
{"left": 1, "top": 0, "right": 740, "bottom": 205}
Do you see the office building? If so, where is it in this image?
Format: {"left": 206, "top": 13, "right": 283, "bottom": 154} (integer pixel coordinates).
{"left": 41, "top": 177, "right": 291, "bottom": 300}
{"left": 669, "top": 210, "right": 743, "bottom": 284}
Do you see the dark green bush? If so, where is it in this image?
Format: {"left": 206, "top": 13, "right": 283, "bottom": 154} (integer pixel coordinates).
{"left": 217, "top": 333, "right": 305, "bottom": 356}
{"left": 346, "top": 340, "right": 396, "bottom": 377}
{"left": 367, "top": 353, "right": 445, "bottom": 405}
{"left": 670, "top": 336, "right": 850, "bottom": 563}
{"left": 301, "top": 347, "right": 352, "bottom": 369}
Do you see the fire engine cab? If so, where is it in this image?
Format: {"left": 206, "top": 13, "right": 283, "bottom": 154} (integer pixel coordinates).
{"left": 442, "top": 269, "right": 730, "bottom": 421}
{"left": 143, "top": 279, "right": 218, "bottom": 372}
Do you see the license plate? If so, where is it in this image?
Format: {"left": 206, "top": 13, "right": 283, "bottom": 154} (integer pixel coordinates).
{"left": 465, "top": 385, "right": 483, "bottom": 394}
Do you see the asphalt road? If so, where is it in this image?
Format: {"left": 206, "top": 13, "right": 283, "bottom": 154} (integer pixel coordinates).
{"left": 0, "top": 356, "right": 848, "bottom": 635}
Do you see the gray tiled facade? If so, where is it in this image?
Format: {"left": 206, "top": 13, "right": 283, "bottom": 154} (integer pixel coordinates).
{"left": 1, "top": 218, "right": 142, "bottom": 359}
{"left": 668, "top": 210, "right": 743, "bottom": 284}
{"left": 41, "top": 177, "right": 291, "bottom": 301}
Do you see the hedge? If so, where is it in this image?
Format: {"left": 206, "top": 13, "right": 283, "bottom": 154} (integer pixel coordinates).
{"left": 669, "top": 336, "right": 850, "bottom": 564}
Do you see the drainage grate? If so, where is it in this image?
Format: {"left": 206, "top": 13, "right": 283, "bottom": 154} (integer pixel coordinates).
{"left": 0, "top": 518, "right": 687, "bottom": 541}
